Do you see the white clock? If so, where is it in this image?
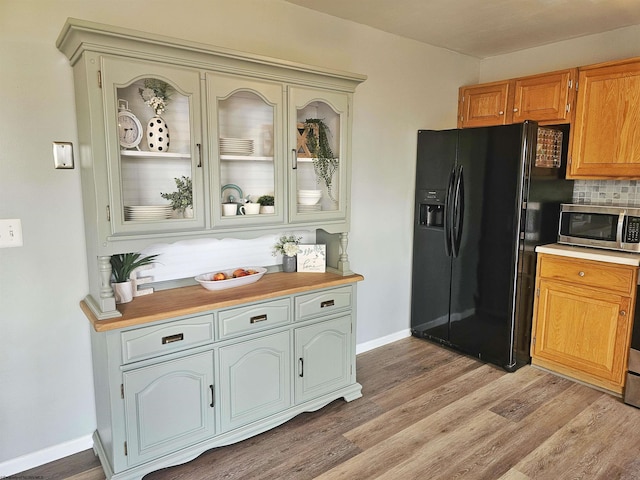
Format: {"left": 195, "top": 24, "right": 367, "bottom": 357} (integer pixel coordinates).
{"left": 117, "top": 100, "right": 143, "bottom": 149}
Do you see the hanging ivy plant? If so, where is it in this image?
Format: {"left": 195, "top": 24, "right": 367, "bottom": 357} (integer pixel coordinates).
{"left": 304, "top": 118, "right": 338, "bottom": 202}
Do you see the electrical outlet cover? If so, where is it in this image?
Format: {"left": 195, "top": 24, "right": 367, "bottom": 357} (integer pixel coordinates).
{"left": 53, "top": 141, "right": 74, "bottom": 169}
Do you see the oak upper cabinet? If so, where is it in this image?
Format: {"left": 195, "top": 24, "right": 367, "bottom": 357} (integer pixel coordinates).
{"left": 512, "top": 69, "right": 576, "bottom": 124}
{"left": 569, "top": 58, "right": 640, "bottom": 178}
{"left": 458, "top": 80, "right": 513, "bottom": 128}
{"left": 458, "top": 68, "right": 576, "bottom": 128}
{"left": 531, "top": 254, "right": 637, "bottom": 394}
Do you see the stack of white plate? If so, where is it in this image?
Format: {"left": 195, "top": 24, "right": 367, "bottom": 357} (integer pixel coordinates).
{"left": 297, "top": 189, "right": 322, "bottom": 205}
{"left": 298, "top": 204, "right": 322, "bottom": 212}
{"left": 124, "top": 205, "right": 173, "bottom": 221}
{"left": 220, "top": 137, "right": 254, "bottom": 156}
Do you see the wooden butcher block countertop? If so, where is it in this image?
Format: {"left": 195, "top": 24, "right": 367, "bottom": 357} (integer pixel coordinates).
{"left": 81, "top": 272, "right": 364, "bottom": 332}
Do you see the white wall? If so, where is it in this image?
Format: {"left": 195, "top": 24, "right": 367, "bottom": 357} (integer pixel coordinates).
{"left": 0, "top": 0, "right": 479, "bottom": 472}
{"left": 479, "top": 24, "right": 640, "bottom": 81}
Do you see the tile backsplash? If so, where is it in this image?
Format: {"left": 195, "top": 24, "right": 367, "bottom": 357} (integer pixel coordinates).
{"left": 573, "top": 180, "right": 640, "bottom": 207}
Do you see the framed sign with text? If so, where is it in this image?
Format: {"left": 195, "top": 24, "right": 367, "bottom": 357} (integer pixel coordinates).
{"left": 297, "top": 244, "right": 326, "bottom": 273}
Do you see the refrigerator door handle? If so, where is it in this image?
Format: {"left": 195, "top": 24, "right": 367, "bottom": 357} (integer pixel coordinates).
{"left": 452, "top": 166, "right": 465, "bottom": 258}
{"left": 444, "top": 167, "right": 456, "bottom": 257}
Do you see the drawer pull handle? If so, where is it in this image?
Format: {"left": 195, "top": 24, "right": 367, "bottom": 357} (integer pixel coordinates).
{"left": 299, "top": 358, "right": 304, "bottom": 377}
{"left": 250, "top": 314, "right": 268, "bottom": 324}
{"left": 161, "top": 333, "right": 184, "bottom": 344}
{"left": 578, "top": 271, "right": 585, "bottom": 277}
{"left": 321, "top": 300, "right": 335, "bottom": 308}
{"left": 210, "top": 385, "right": 214, "bottom": 408}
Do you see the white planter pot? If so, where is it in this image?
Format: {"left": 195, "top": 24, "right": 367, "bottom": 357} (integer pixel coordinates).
{"left": 260, "top": 205, "right": 275, "bottom": 214}
{"left": 112, "top": 280, "right": 134, "bottom": 304}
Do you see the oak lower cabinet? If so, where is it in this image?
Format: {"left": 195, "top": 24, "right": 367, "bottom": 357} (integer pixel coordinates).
{"left": 569, "top": 57, "right": 640, "bottom": 178}
{"left": 531, "top": 253, "right": 637, "bottom": 394}
{"left": 83, "top": 274, "right": 362, "bottom": 480}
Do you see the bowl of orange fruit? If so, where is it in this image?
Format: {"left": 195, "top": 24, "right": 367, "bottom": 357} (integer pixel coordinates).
{"left": 195, "top": 267, "right": 266, "bottom": 291}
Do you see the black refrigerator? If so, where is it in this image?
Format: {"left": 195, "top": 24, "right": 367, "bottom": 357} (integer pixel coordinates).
{"left": 410, "top": 121, "right": 574, "bottom": 371}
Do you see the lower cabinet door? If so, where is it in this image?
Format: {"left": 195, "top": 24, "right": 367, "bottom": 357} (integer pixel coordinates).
{"left": 295, "top": 315, "right": 352, "bottom": 403}
{"left": 123, "top": 350, "right": 215, "bottom": 467}
{"left": 532, "top": 279, "right": 631, "bottom": 388}
{"left": 219, "top": 331, "right": 291, "bottom": 432}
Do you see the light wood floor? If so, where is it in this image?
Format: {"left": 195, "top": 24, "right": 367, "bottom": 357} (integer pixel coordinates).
{"left": 19, "top": 337, "right": 640, "bottom": 480}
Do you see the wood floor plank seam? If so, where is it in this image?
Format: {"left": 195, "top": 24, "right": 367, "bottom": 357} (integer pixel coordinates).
{"left": 15, "top": 337, "right": 639, "bottom": 480}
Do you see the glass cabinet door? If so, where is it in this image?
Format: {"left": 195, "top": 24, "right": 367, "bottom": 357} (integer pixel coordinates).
{"left": 206, "top": 73, "right": 284, "bottom": 226}
{"left": 101, "top": 57, "right": 204, "bottom": 235}
{"left": 289, "top": 87, "right": 350, "bottom": 222}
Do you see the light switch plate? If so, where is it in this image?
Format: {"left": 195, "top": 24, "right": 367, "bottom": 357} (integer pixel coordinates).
{"left": 53, "top": 141, "right": 74, "bottom": 169}
{"left": 0, "top": 219, "right": 23, "bottom": 248}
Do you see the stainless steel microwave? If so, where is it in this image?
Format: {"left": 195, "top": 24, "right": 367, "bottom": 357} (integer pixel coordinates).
{"left": 558, "top": 204, "right": 640, "bottom": 252}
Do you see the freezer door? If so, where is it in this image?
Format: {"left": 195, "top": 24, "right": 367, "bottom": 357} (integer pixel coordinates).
{"left": 448, "top": 124, "right": 530, "bottom": 367}
{"left": 411, "top": 130, "right": 457, "bottom": 340}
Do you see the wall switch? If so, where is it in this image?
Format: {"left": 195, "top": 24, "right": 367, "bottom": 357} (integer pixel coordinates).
{"left": 53, "top": 141, "right": 74, "bottom": 169}
{"left": 0, "top": 219, "right": 23, "bottom": 248}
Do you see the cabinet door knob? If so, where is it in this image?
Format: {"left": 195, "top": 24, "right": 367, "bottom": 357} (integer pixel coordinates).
{"left": 578, "top": 271, "right": 585, "bottom": 277}
{"left": 620, "top": 310, "right": 627, "bottom": 316}
{"left": 499, "top": 111, "right": 504, "bottom": 115}
{"left": 513, "top": 108, "right": 519, "bottom": 112}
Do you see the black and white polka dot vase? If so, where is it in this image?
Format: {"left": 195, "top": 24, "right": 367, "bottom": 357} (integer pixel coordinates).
{"left": 146, "top": 115, "right": 170, "bottom": 152}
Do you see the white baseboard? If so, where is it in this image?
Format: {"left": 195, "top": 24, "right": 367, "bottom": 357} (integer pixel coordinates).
{"left": 0, "top": 330, "right": 412, "bottom": 476}
{"left": 0, "top": 434, "right": 94, "bottom": 477}
{"left": 356, "top": 328, "right": 412, "bottom": 355}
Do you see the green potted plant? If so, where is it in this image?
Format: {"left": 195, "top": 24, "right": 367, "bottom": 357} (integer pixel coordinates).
{"left": 160, "top": 176, "right": 193, "bottom": 218}
{"left": 257, "top": 194, "right": 275, "bottom": 214}
{"left": 304, "top": 118, "right": 338, "bottom": 201}
{"left": 110, "top": 252, "right": 159, "bottom": 304}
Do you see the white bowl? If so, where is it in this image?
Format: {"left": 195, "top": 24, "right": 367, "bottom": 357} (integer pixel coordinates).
{"left": 195, "top": 267, "right": 267, "bottom": 291}
{"left": 297, "top": 189, "right": 322, "bottom": 197}
{"left": 297, "top": 196, "right": 321, "bottom": 205}
{"left": 297, "top": 189, "right": 322, "bottom": 205}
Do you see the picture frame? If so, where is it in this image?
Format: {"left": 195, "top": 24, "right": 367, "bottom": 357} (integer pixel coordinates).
{"left": 297, "top": 244, "right": 326, "bottom": 273}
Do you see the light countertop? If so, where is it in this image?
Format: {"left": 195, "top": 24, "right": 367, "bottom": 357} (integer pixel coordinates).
{"left": 535, "top": 243, "right": 640, "bottom": 266}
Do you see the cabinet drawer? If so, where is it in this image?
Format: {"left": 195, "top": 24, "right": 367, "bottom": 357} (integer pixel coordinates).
{"left": 538, "top": 255, "right": 636, "bottom": 294}
{"left": 218, "top": 298, "right": 291, "bottom": 339}
{"left": 121, "top": 314, "right": 215, "bottom": 364}
{"left": 295, "top": 286, "right": 352, "bottom": 321}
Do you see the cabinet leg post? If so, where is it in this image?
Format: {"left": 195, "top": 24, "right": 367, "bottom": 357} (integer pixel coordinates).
{"left": 99, "top": 255, "right": 114, "bottom": 300}
{"left": 84, "top": 256, "right": 119, "bottom": 319}
{"left": 338, "top": 232, "right": 353, "bottom": 276}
